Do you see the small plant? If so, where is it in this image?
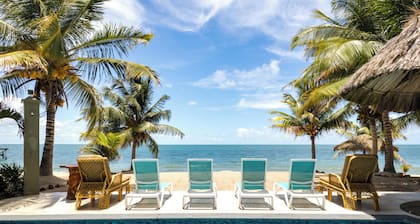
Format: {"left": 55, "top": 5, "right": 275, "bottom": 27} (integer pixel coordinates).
{"left": 0, "top": 163, "right": 24, "bottom": 199}
{"left": 401, "top": 163, "right": 412, "bottom": 175}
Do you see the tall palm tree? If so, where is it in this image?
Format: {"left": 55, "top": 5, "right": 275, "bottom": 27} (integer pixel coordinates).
{"left": 290, "top": 0, "right": 419, "bottom": 172}
{"left": 0, "top": 0, "right": 158, "bottom": 176}
{"left": 270, "top": 85, "right": 353, "bottom": 159}
{"left": 84, "top": 78, "right": 184, "bottom": 169}
{"left": 0, "top": 102, "right": 23, "bottom": 133}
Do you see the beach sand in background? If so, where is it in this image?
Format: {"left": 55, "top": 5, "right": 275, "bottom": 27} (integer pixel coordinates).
{"left": 41, "top": 171, "right": 289, "bottom": 191}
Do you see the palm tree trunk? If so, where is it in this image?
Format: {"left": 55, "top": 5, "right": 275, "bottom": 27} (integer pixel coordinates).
{"left": 130, "top": 139, "right": 137, "bottom": 170}
{"left": 369, "top": 117, "right": 378, "bottom": 155}
{"left": 382, "top": 111, "right": 395, "bottom": 173}
{"left": 39, "top": 99, "right": 57, "bottom": 176}
{"left": 310, "top": 135, "right": 316, "bottom": 159}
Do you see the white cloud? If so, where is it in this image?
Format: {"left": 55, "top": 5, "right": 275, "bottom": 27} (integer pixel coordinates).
{"left": 188, "top": 101, "right": 197, "bottom": 106}
{"left": 236, "top": 94, "right": 287, "bottom": 110}
{"left": 266, "top": 46, "right": 305, "bottom": 61}
{"left": 217, "top": 0, "right": 331, "bottom": 41}
{"left": 194, "top": 60, "right": 288, "bottom": 110}
{"left": 103, "top": 0, "right": 146, "bottom": 28}
{"left": 236, "top": 128, "right": 265, "bottom": 138}
{"left": 193, "top": 60, "right": 281, "bottom": 90}
{"left": 146, "top": 0, "right": 233, "bottom": 32}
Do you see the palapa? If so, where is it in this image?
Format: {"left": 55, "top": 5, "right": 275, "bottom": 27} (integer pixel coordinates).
{"left": 340, "top": 11, "right": 420, "bottom": 112}
{"left": 333, "top": 134, "right": 398, "bottom": 154}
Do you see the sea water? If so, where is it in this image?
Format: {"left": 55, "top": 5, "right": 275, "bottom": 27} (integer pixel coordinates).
{"left": 1, "top": 144, "right": 419, "bottom": 174}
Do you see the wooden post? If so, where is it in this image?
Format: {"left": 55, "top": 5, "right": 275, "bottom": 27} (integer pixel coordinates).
{"left": 22, "top": 91, "right": 40, "bottom": 195}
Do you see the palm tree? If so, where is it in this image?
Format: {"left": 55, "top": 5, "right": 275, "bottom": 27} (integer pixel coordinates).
{"left": 0, "top": 102, "right": 23, "bottom": 133}
{"left": 80, "top": 131, "right": 122, "bottom": 161}
{"left": 0, "top": 0, "right": 158, "bottom": 176}
{"left": 270, "top": 85, "right": 352, "bottom": 159}
{"left": 290, "top": 0, "right": 419, "bottom": 172}
{"left": 83, "top": 77, "right": 184, "bottom": 169}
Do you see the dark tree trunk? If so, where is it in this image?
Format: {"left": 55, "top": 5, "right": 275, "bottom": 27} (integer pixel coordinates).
{"left": 382, "top": 111, "right": 395, "bottom": 173}
{"left": 369, "top": 117, "right": 378, "bottom": 155}
{"left": 130, "top": 139, "right": 137, "bottom": 171}
{"left": 310, "top": 135, "right": 316, "bottom": 159}
{"left": 40, "top": 96, "right": 57, "bottom": 176}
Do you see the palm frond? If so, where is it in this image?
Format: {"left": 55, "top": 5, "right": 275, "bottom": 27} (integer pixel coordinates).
{"left": 75, "top": 57, "right": 159, "bottom": 84}
{"left": 60, "top": 0, "right": 105, "bottom": 45}
{"left": 0, "top": 50, "right": 47, "bottom": 73}
{"left": 65, "top": 77, "right": 102, "bottom": 131}
{"left": 71, "top": 24, "right": 153, "bottom": 58}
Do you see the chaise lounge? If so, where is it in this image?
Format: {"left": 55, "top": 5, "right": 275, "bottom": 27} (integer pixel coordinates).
{"left": 125, "top": 159, "right": 173, "bottom": 210}
{"left": 234, "top": 158, "right": 273, "bottom": 210}
{"left": 273, "top": 159, "right": 325, "bottom": 209}
{"left": 183, "top": 159, "right": 217, "bottom": 209}
{"left": 75, "top": 155, "right": 131, "bottom": 209}
{"left": 318, "top": 154, "right": 379, "bottom": 210}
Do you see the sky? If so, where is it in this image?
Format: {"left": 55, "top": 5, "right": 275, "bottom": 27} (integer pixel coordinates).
{"left": 0, "top": 0, "right": 419, "bottom": 145}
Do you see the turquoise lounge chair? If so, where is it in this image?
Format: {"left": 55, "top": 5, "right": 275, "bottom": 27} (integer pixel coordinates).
{"left": 273, "top": 159, "right": 325, "bottom": 209}
{"left": 234, "top": 158, "right": 273, "bottom": 210}
{"left": 182, "top": 159, "right": 217, "bottom": 209}
{"left": 125, "top": 159, "right": 172, "bottom": 210}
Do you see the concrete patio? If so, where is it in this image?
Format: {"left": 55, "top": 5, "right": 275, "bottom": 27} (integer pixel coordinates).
{"left": 0, "top": 191, "right": 419, "bottom": 222}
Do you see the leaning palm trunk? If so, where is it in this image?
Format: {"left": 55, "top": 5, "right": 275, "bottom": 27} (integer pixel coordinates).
{"left": 369, "top": 117, "right": 378, "bottom": 155}
{"left": 382, "top": 111, "right": 395, "bottom": 173}
{"left": 369, "top": 116, "right": 380, "bottom": 172}
{"left": 310, "top": 135, "right": 316, "bottom": 159}
{"left": 130, "top": 139, "right": 138, "bottom": 171}
{"left": 40, "top": 99, "right": 57, "bottom": 176}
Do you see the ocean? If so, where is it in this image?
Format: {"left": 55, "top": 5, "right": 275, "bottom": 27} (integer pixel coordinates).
{"left": 1, "top": 144, "right": 419, "bottom": 174}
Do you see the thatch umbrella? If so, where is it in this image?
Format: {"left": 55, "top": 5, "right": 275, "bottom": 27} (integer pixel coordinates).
{"left": 340, "top": 11, "right": 420, "bottom": 113}
{"left": 333, "top": 134, "right": 398, "bottom": 154}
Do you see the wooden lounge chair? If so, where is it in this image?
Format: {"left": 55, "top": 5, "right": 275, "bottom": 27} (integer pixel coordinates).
{"left": 318, "top": 154, "right": 379, "bottom": 210}
{"left": 234, "top": 158, "right": 273, "bottom": 210}
{"left": 273, "top": 159, "right": 325, "bottom": 209}
{"left": 75, "top": 155, "right": 130, "bottom": 209}
{"left": 183, "top": 159, "right": 217, "bottom": 209}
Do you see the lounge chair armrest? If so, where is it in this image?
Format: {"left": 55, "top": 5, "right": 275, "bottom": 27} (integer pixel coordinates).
{"left": 328, "top": 173, "right": 347, "bottom": 189}
{"left": 110, "top": 172, "right": 123, "bottom": 184}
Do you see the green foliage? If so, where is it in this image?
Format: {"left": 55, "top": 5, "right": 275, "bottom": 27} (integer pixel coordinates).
{"left": 81, "top": 78, "right": 184, "bottom": 162}
{"left": 0, "top": 102, "right": 24, "bottom": 133}
{"left": 0, "top": 163, "right": 23, "bottom": 199}
{"left": 401, "top": 163, "right": 412, "bottom": 174}
{"left": 80, "top": 132, "right": 122, "bottom": 161}
{"left": 270, "top": 85, "right": 353, "bottom": 159}
{"left": 0, "top": 0, "right": 158, "bottom": 175}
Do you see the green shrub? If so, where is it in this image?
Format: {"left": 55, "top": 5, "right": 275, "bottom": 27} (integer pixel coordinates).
{"left": 0, "top": 163, "right": 23, "bottom": 199}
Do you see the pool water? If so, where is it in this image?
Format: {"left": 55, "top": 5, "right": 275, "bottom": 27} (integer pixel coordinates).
{"left": 1, "top": 216, "right": 419, "bottom": 224}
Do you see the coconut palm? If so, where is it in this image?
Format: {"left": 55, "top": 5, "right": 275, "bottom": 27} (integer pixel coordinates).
{"left": 290, "top": 0, "right": 419, "bottom": 172}
{"left": 270, "top": 85, "right": 353, "bottom": 159}
{"left": 83, "top": 77, "right": 184, "bottom": 169}
{"left": 0, "top": 0, "right": 158, "bottom": 176}
{"left": 80, "top": 131, "right": 122, "bottom": 161}
{"left": 0, "top": 102, "right": 23, "bottom": 133}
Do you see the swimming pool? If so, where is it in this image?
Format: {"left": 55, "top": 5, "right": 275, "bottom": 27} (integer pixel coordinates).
{"left": 1, "top": 216, "right": 419, "bottom": 224}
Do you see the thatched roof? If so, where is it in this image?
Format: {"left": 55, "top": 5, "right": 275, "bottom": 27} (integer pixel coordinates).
{"left": 340, "top": 11, "right": 420, "bottom": 112}
{"left": 334, "top": 134, "right": 398, "bottom": 153}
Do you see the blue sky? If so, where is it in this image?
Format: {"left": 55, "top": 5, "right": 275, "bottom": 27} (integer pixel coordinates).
{"left": 1, "top": 0, "right": 419, "bottom": 145}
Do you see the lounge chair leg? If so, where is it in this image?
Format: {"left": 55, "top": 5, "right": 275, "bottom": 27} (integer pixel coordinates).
{"left": 118, "top": 188, "right": 123, "bottom": 201}
{"left": 373, "top": 193, "right": 380, "bottom": 211}
{"left": 327, "top": 189, "right": 332, "bottom": 201}
{"left": 75, "top": 198, "right": 81, "bottom": 209}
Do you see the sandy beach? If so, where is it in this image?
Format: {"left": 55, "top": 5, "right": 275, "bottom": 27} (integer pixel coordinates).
{"left": 41, "top": 171, "right": 289, "bottom": 191}
{"left": 41, "top": 170, "right": 420, "bottom": 193}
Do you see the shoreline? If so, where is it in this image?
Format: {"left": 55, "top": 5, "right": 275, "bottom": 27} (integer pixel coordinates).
{"left": 44, "top": 171, "right": 289, "bottom": 191}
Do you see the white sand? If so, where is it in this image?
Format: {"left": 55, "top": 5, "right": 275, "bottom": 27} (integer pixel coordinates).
{"left": 46, "top": 171, "right": 289, "bottom": 191}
